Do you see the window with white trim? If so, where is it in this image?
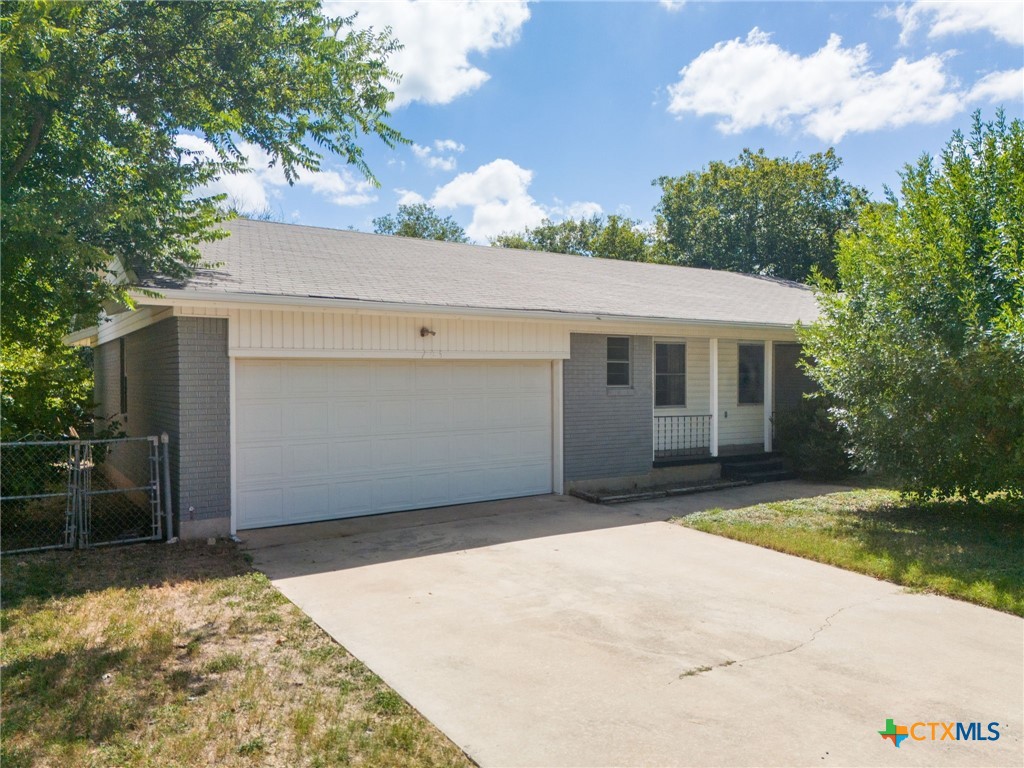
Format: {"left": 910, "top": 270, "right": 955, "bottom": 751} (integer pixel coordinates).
{"left": 738, "top": 343, "right": 764, "bottom": 404}
{"left": 606, "top": 337, "right": 630, "bottom": 386}
{"left": 655, "top": 342, "right": 686, "bottom": 406}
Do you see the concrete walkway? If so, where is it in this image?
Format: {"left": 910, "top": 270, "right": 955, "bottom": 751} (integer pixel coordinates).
{"left": 245, "top": 482, "right": 1024, "bottom": 768}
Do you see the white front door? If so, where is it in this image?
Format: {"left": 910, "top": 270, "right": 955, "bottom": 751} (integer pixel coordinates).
{"left": 235, "top": 359, "right": 553, "bottom": 529}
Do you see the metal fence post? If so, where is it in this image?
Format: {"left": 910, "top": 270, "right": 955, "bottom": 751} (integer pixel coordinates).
{"left": 161, "top": 433, "right": 176, "bottom": 543}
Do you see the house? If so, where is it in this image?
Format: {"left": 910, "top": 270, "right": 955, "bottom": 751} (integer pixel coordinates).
{"left": 67, "top": 219, "right": 818, "bottom": 539}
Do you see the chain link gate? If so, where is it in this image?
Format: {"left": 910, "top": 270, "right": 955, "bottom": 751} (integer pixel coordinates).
{"left": 0, "top": 436, "right": 170, "bottom": 555}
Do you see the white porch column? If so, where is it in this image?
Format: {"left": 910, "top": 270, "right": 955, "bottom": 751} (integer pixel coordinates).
{"left": 709, "top": 338, "right": 719, "bottom": 457}
{"left": 763, "top": 340, "right": 774, "bottom": 453}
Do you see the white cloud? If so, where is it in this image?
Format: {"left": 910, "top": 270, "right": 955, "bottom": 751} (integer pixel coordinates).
{"left": 395, "top": 188, "right": 427, "bottom": 206}
{"left": 665, "top": 28, "right": 1017, "bottom": 143}
{"left": 422, "top": 159, "right": 601, "bottom": 241}
{"left": 328, "top": 1, "right": 530, "bottom": 107}
{"left": 411, "top": 138, "right": 466, "bottom": 172}
{"left": 430, "top": 159, "right": 546, "bottom": 240}
{"left": 967, "top": 67, "right": 1024, "bottom": 102}
{"left": 660, "top": 0, "right": 686, "bottom": 12}
{"left": 175, "top": 134, "right": 376, "bottom": 212}
{"left": 434, "top": 139, "right": 465, "bottom": 153}
{"left": 891, "top": 1, "right": 1024, "bottom": 46}
{"left": 548, "top": 199, "right": 604, "bottom": 220}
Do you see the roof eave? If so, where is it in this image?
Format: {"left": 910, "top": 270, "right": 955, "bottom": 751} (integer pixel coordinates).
{"left": 129, "top": 287, "right": 808, "bottom": 331}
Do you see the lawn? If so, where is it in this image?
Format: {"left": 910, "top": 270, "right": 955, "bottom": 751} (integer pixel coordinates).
{"left": 0, "top": 542, "right": 473, "bottom": 768}
{"left": 672, "top": 488, "right": 1023, "bottom": 616}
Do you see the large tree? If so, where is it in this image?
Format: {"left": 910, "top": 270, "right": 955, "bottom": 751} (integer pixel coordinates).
{"left": 1, "top": 1, "right": 403, "bottom": 438}
{"left": 492, "top": 214, "right": 652, "bottom": 261}
{"left": 372, "top": 203, "right": 469, "bottom": 242}
{"left": 801, "top": 112, "right": 1024, "bottom": 498}
{"left": 653, "top": 148, "right": 867, "bottom": 282}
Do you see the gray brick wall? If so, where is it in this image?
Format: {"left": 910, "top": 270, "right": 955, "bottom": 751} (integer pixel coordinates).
{"left": 93, "top": 316, "right": 230, "bottom": 534}
{"left": 563, "top": 333, "right": 653, "bottom": 481}
{"left": 176, "top": 317, "right": 230, "bottom": 524}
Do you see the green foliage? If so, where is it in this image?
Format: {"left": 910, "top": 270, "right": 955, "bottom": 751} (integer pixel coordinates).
{"left": 773, "top": 396, "right": 854, "bottom": 481}
{"left": 653, "top": 148, "right": 867, "bottom": 281}
{"left": 801, "top": 112, "right": 1024, "bottom": 498}
{"left": 491, "top": 214, "right": 653, "bottom": 261}
{"left": 1, "top": 1, "right": 404, "bottom": 438}
{"left": 371, "top": 203, "right": 469, "bottom": 242}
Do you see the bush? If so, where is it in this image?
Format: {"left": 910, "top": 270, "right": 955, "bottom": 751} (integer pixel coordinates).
{"left": 774, "top": 397, "right": 854, "bottom": 481}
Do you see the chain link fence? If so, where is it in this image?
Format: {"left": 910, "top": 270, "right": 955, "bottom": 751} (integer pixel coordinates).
{"left": 1, "top": 436, "right": 171, "bottom": 555}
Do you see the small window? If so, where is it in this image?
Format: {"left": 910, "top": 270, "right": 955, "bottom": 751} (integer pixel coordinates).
{"left": 738, "top": 344, "right": 764, "bottom": 404}
{"left": 119, "top": 337, "right": 128, "bottom": 415}
{"left": 606, "top": 337, "right": 630, "bottom": 386}
{"left": 655, "top": 343, "right": 686, "bottom": 406}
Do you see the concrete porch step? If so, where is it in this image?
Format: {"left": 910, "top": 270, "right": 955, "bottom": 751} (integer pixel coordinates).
{"left": 721, "top": 454, "right": 792, "bottom": 484}
{"left": 570, "top": 479, "right": 751, "bottom": 505}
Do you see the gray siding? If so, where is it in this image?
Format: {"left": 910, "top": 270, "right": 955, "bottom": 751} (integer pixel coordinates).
{"left": 93, "top": 340, "right": 122, "bottom": 423}
{"left": 93, "top": 317, "right": 230, "bottom": 534}
{"left": 563, "top": 333, "right": 653, "bottom": 481}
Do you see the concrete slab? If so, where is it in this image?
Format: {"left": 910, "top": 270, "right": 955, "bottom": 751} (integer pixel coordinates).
{"left": 246, "top": 482, "right": 1024, "bottom": 768}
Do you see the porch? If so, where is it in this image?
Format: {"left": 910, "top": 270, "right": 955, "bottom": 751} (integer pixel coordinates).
{"left": 651, "top": 339, "right": 809, "bottom": 465}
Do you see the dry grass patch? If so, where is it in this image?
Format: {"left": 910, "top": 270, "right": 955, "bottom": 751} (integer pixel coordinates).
{"left": 0, "top": 541, "right": 473, "bottom": 768}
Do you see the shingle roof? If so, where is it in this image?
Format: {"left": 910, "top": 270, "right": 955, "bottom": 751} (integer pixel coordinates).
{"left": 141, "top": 218, "right": 819, "bottom": 326}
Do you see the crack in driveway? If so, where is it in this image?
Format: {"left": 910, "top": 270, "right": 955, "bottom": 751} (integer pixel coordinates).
{"left": 675, "top": 596, "right": 888, "bottom": 681}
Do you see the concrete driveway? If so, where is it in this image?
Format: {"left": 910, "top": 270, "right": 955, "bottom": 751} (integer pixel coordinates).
{"left": 245, "top": 482, "right": 1023, "bottom": 768}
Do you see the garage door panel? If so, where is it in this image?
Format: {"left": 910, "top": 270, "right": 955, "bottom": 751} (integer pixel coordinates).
{"left": 240, "top": 487, "right": 284, "bottom": 527}
{"left": 373, "top": 437, "right": 414, "bottom": 470}
{"left": 331, "top": 440, "right": 374, "bottom": 473}
{"left": 414, "top": 398, "right": 452, "bottom": 432}
{"left": 375, "top": 400, "right": 415, "bottom": 434}
{"left": 452, "top": 396, "right": 488, "bottom": 429}
{"left": 519, "top": 395, "right": 551, "bottom": 427}
{"left": 287, "top": 361, "right": 330, "bottom": 394}
{"left": 239, "top": 445, "right": 283, "bottom": 482}
{"left": 330, "top": 362, "right": 371, "bottom": 392}
{"left": 486, "top": 398, "right": 521, "bottom": 428}
{"left": 415, "top": 472, "right": 451, "bottom": 504}
{"left": 288, "top": 483, "right": 330, "bottom": 520}
{"left": 331, "top": 401, "right": 373, "bottom": 435}
{"left": 482, "top": 431, "right": 521, "bottom": 461}
{"left": 331, "top": 480, "right": 373, "bottom": 515}
{"left": 451, "top": 363, "right": 489, "bottom": 390}
{"left": 414, "top": 365, "right": 452, "bottom": 392}
{"left": 411, "top": 435, "right": 451, "bottom": 466}
{"left": 519, "top": 363, "right": 550, "bottom": 391}
{"left": 290, "top": 401, "right": 330, "bottom": 438}
{"left": 239, "top": 403, "right": 283, "bottom": 439}
{"left": 237, "top": 359, "right": 553, "bottom": 529}
{"left": 374, "top": 363, "right": 414, "bottom": 392}
{"left": 375, "top": 475, "right": 418, "bottom": 509}
{"left": 449, "top": 432, "right": 490, "bottom": 464}
{"left": 238, "top": 361, "right": 282, "bottom": 396}
{"left": 520, "top": 428, "right": 553, "bottom": 457}
{"left": 290, "top": 443, "right": 330, "bottom": 477}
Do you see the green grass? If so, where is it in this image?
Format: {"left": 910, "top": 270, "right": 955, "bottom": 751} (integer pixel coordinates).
{"left": 0, "top": 542, "right": 473, "bottom": 768}
{"left": 673, "top": 489, "right": 1023, "bottom": 616}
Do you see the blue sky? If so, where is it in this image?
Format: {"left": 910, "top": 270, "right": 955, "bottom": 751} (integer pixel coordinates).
{"left": 189, "top": 1, "right": 1024, "bottom": 242}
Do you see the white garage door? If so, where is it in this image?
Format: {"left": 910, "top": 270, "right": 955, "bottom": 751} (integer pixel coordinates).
{"left": 235, "top": 359, "right": 553, "bottom": 529}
